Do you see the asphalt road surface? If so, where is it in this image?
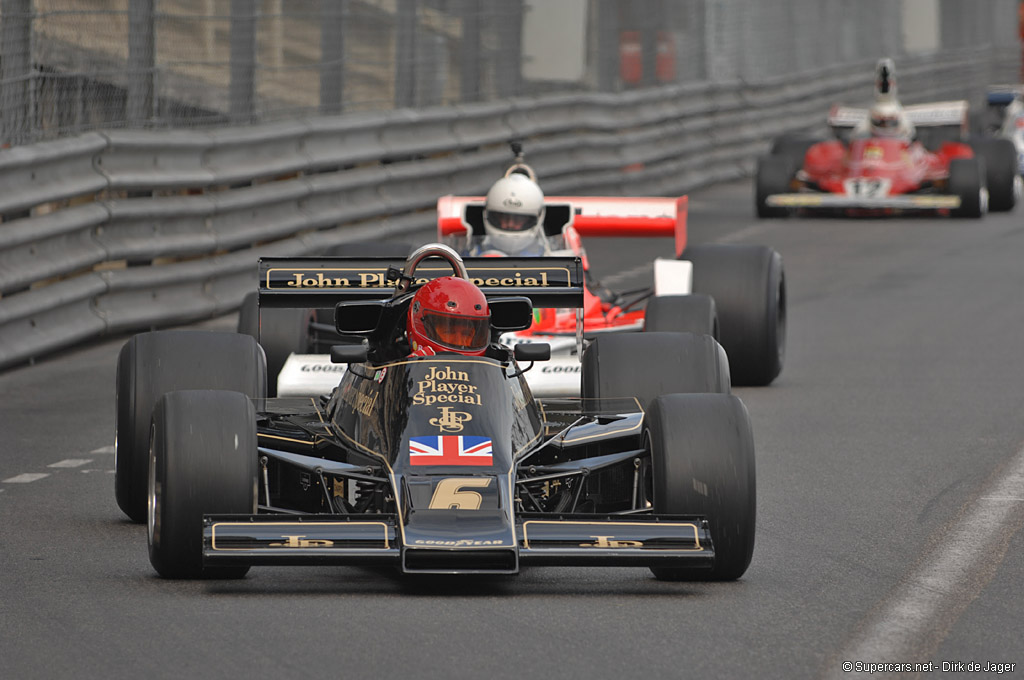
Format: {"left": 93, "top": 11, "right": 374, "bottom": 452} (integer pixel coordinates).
{"left": 3, "top": 179, "right": 1023, "bottom": 680}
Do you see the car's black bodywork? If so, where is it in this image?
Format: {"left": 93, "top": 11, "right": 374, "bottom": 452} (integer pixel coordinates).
{"left": 121, "top": 245, "right": 755, "bottom": 582}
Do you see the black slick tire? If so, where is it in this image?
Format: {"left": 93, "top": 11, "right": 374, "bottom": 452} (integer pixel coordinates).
{"left": 644, "top": 294, "right": 719, "bottom": 340}
{"left": 582, "top": 332, "right": 730, "bottom": 411}
{"left": 148, "top": 390, "right": 257, "bottom": 579}
{"left": 682, "top": 244, "right": 786, "bottom": 386}
{"left": 115, "top": 330, "right": 266, "bottom": 523}
{"left": 949, "top": 157, "right": 984, "bottom": 218}
{"left": 755, "top": 156, "right": 792, "bottom": 218}
{"left": 237, "top": 291, "right": 314, "bottom": 397}
{"left": 971, "top": 138, "right": 1017, "bottom": 212}
{"left": 646, "top": 393, "right": 756, "bottom": 581}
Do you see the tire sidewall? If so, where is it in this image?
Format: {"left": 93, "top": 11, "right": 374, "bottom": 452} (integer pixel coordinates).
{"left": 647, "top": 393, "right": 756, "bottom": 580}
{"left": 148, "top": 390, "right": 257, "bottom": 579}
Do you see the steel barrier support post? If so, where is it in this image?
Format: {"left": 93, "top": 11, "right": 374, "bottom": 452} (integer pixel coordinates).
{"left": 320, "top": 0, "right": 345, "bottom": 115}
{"left": 1, "top": 0, "right": 32, "bottom": 146}
{"left": 459, "top": 0, "right": 481, "bottom": 103}
{"left": 395, "top": 0, "right": 416, "bottom": 108}
{"left": 230, "top": 0, "right": 257, "bottom": 123}
{"left": 494, "top": 0, "right": 522, "bottom": 98}
{"left": 127, "top": 0, "right": 155, "bottom": 126}
{"left": 639, "top": 0, "right": 661, "bottom": 87}
{"left": 595, "top": 0, "right": 619, "bottom": 92}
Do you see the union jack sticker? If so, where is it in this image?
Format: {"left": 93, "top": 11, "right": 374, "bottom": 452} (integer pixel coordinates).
{"left": 409, "top": 435, "right": 493, "bottom": 466}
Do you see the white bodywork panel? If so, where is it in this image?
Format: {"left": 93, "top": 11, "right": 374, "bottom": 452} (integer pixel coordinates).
{"left": 275, "top": 334, "right": 586, "bottom": 399}
{"left": 653, "top": 258, "right": 692, "bottom": 296}
{"left": 277, "top": 354, "right": 347, "bottom": 397}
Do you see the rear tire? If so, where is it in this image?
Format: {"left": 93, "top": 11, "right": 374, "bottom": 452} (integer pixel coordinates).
{"left": 148, "top": 390, "right": 257, "bottom": 579}
{"left": 971, "top": 138, "right": 1017, "bottom": 212}
{"left": 115, "top": 331, "right": 266, "bottom": 523}
{"left": 755, "top": 156, "right": 792, "bottom": 218}
{"left": 646, "top": 393, "right": 756, "bottom": 581}
{"left": 949, "top": 157, "right": 984, "bottom": 218}
{"left": 682, "top": 244, "right": 786, "bottom": 386}
{"left": 644, "top": 294, "right": 719, "bottom": 340}
{"left": 237, "top": 291, "right": 314, "bottom": 397}
{"left": 770, "top": 134, "right": 818, "bottom": 168}
{"left": 582, "top": 332, "right": 730, "bottom": 411}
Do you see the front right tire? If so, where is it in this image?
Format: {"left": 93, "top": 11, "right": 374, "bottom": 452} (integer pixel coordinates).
{"left": 646, "top": 393, "right": 756, "bottom": 581}
{"left": 949, "top": 157, "right": 984, "bottom": 218}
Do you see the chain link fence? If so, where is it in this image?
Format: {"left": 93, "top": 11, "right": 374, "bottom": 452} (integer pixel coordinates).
{"left": 1, "top": 0, "right": 1021, "bottom": 147}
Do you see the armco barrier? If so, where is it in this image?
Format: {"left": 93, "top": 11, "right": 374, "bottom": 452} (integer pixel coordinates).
{"left": 0, "top": 49, "right": 1016, "bottom": 370}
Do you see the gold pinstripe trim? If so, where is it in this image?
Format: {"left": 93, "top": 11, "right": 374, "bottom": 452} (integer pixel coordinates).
{"left": 210, "top": 521, "right": 392, "bottom": 550}
{"left": 265, "top": 265, "right": 573, "bottom": 290}
{"left": 521, "top": 520, "right": 702, "bottom": 551}
{"left": 258, "top": 433, "right": 322, "bottom": 446}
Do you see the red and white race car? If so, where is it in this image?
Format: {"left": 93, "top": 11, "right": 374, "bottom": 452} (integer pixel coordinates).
{"left": 435, "top": 188, "right": 785, "bottom": 394}
{"left": 756, "top": 59, "right": 1017, "bottom": 218}
{"left": 757, "top": 102, "right": 1018, "bottom": 218}
{"left": 246, "top": 174, "right": 785, "bottom": 397}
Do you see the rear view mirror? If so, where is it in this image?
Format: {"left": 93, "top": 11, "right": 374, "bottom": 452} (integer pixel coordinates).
{"left": 330, "top": 344, "right": 368, "bottom": 364}
{"left": 335, "top": 300, "right": 385, "bottom": 335}
{"left": 489, "top": 296, "right": 534, "bottom": 332}
{"left": 514, "top": 343, "right": 550, "bottom": 362}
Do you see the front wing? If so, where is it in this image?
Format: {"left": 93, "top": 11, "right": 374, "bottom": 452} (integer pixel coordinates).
{"left": 203, "top": 512, "right": 713, "bottom": 573}
{"left": 766, "top": 192, "right": 961, "bottom": 211}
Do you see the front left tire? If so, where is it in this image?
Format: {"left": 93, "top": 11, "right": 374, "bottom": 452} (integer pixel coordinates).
{"left": 148, "top": 390, "right": 257, "bottom": 579}
{"left": 115, "top": 330, "right": 266, "bottom": 522}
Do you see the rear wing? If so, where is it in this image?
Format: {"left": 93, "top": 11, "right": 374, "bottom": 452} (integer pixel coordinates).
{"left": 904, "top": 100, "right": 968, "bottom": 128}
{"left": 828, "top": 105, "right": 868, "bottom": 129}
{"left": 437, "top": 195, "right": 689, "bottom": 258}
{"left": 258, "top": 255, "right": 584, "bottom": 309}
{"left": 828, "top": 101, "right": 967, "bottom": 129}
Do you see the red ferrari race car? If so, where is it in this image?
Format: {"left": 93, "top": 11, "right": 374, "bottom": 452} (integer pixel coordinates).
{"left": 756, "top": 60, "right": 1018, "bottom": 218}
{"left": 437, "top": 184, "right": 785, "bottom": 392}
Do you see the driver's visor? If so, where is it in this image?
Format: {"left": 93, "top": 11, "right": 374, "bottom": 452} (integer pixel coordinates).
{"left": 422, "top": 310, "right": 490, "bottom": 352}
{"left": 484, "top": 210, "right": 539, "bottom": 232}
{"left": 871, "top": 115, "right": 899, "bottom": 129}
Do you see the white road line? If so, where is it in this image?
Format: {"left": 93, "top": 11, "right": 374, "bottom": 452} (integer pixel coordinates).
{"left": 716, "top": 222, "right": 769, "bottom": 244}
{"left": 48, "top": 459, "right": 93, "bottom": 468}
{"left": 3, "top": 473, "right": 51, "bottom": 483}
{"left": 90, "top": 445, "right": 115, "bottom": 455}
{"left": 602, "top": 262, "right": 653, "bottom": 287}
{"left": 826, "top": 444, "right": 1024, "bottom": 678}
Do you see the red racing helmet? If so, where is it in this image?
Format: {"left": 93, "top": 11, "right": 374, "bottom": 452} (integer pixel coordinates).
{"left": 407, "top": 276, "right": 491, "bottom": 356}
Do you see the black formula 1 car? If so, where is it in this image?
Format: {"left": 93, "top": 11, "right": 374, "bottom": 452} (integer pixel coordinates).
{"left": 115, "top": 245, "right": 755, "bottom": 581}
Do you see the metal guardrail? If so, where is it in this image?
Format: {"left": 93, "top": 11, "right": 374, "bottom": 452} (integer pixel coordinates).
{"left": 0, "top": 48, "right": 1016, "bottom": 370}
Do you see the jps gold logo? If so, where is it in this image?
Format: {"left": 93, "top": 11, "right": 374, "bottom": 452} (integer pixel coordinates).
{"left": 580, "top": 535, "right": 643, "bottom": 548}
{"left": 413, "top": 365, "right": 483, "bottom": 406}
{"left": 429, "top": 406, "right": 473, "bottom": 433}
{"left": 269, "top": 535, "right": 335, "bottom": 548}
